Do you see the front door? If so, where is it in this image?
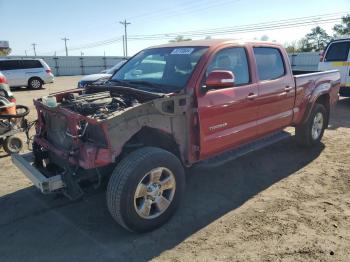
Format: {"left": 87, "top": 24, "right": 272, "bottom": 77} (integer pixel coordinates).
{"left": 196, "top": 46, "right": 259, "bottom": 159}
{"left": 319, "top": 40, "right": 350, "bottom": 94}
{"left": 0, "top": 60, "right": 24, "bottom": 87}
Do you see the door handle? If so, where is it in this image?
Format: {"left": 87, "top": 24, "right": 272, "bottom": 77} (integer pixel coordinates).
{"left": 285, "top": 86, "right": 293, "bottom": 92}
{"left": 247, "top": 93, "right": 258, "bottom": 100}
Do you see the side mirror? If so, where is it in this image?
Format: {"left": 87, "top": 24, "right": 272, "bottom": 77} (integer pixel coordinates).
{"left": 204, "top": 70, "right": 235, "bottom": 91}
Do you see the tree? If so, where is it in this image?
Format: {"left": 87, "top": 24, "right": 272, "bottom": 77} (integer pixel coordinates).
{"left": 333, "top": 14, "right": 350, "bottom": 36}
{"left": 169, "top": 35, "right": 192, "bottom": 43}
{"left": 300, "top": 26, "right": 331, "bottom": 52}
{"left": 0, "top": 48, "right": 11, "bottom": 56}
{"left": 260, "top": 35, "right": 269, "bottom": 41}
{"left": 284, "top": 41, "right": 300, "bottom": 53}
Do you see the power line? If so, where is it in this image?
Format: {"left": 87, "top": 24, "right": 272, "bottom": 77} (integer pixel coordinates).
{"left": 61, "top": 37, "right": 70, "bottom": 56}
{"left": 119, "top": 20, "right": 131, "bottom": 57}
{"left": 40, "top": 11, "right": 347, "bottom": 55}
{"left": 31, "top": 43, "right": 37, "bottom": 56}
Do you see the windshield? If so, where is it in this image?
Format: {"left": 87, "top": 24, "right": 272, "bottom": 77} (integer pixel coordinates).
{"left": 107, "top": 60, "right": 127, "bottom": 74}
{"left": 111, "top": 46, "right": 208, "bottom": 93}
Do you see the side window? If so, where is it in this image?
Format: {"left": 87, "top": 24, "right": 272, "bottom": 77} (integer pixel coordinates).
{"left": 254, "top": 47, "right": 285, "bottom": 81}
{"left": 22, "top": 60, "right": 43, "bottom": 69}
{"left": 207, "top": 47, "right": 250, "bottom": 85}
{"left": 325, "top": 42, "right": 350, "bottom": 62}
{"left": 0, "top": 60, "right": 21, "bottom": 70}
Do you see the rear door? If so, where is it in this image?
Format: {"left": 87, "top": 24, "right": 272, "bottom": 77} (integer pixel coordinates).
{"left": 253, "top": 47, "right": 295, "bottom": 136}
{"left": 22, "top": 60, "right": 44, "bottom": 83}
{"left": 319, "top": 40, "right": 350, "bottom": 94}
{"left": 196, "top": 46, "right": 259, "bottom": 159}
{"left": 0, "top": 60, "right": 24, "bottom": 87}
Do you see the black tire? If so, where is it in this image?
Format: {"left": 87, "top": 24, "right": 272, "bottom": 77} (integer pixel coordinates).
{"left": 28, "top": 77, "right": 43, "bottom": 89}
{"left": 107, "top": 147, "right": 185, "bottom": 232}
{"left": 295, "top": 103, "right": 327, "bottom": 147}
{"left": 3, "top": 136, "right": 23, "bottom": 154}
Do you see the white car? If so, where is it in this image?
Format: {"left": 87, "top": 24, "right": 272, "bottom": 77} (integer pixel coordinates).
{"left": 0, "top": 59, "right": 54, "bottom": 89}
{"left": 319, "top": 38, "right": 350, "bottom": 96}
{"left": 77, "top": 59, "right": 127, "bottom": 88}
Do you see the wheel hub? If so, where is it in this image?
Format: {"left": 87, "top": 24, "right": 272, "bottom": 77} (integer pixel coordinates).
{"left": 134, "top": 167, "right": 176, "bottom": 219}
{"left": 147, "top": 184, "right": 162, "bottom": 199}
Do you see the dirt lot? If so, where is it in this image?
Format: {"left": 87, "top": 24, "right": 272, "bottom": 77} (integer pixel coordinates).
{"left": 0, "top": 76, "right": 349, "bottom": 262}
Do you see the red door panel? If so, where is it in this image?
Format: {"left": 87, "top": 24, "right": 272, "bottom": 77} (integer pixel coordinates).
{"left": 197, "top": 83, "right": 259, "bottom": 159}
{"left": 253, "top": 47, "right": 295, "bottom": 135}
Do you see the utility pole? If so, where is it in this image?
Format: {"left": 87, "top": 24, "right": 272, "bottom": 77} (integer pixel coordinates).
{"left": 31, "top": 43, "right": 37, "bottom": 56}
{"left": 61, "top": 37, "right": 69, "bottom": 56}
{"left": 119, "top": 20, "right": 131, "bottom": 57}
{"left": 24, "top": 50, "right": 28, "bottom": 56}
{"left": 122, "top": 35, "right": 125, "bottom": 57}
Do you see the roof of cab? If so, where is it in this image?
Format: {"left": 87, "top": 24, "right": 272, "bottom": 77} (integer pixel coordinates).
{"left": 148, "top": 39, "right": 283, "bottom": 49}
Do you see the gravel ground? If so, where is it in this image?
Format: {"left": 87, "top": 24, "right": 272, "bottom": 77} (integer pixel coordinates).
{"left": 0, "top": 76, "right": 349, "bottom": 262}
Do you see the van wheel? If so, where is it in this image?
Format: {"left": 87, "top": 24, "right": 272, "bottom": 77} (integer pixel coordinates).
{"left": 28, "top": 78, "right": 43, "bottom": 89}
{"left": 3, "top": 136, "right": 23, "bottom": 154}
{"left": 107, "top": 147, "right": 185, "bottom": 232}
{"left": 295, "top": 103, "right": 327, "bottom": 147}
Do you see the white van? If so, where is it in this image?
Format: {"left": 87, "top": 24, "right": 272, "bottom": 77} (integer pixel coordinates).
{"left": 0, "top": 59, "right": 54, "bottom": 89}
{"left": 319, "top": 38, "right": 350, "bottom": 96}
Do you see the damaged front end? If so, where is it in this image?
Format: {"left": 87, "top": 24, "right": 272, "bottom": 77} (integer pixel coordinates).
{"left": 14, "top": 85, "right": 191, "bottom": 199}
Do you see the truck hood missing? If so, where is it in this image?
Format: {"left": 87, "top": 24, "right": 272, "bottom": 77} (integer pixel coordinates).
{"left": 33, "top": 86, "right": 191, "bottom": 169}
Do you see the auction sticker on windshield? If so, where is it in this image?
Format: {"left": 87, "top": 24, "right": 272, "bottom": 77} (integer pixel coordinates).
{"left": 171, "top": 48, "right": 194, "bottom": 55}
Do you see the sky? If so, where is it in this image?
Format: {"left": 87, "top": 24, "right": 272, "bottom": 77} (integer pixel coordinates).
{"left": 1, "top": 0, "right": 350, "bottom": 57}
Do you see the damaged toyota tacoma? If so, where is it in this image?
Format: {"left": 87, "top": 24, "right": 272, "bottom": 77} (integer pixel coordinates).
{"left": 12, "top": 40, "right": 340, "bottom": 232}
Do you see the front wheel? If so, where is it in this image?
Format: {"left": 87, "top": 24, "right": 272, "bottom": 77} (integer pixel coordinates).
{"left": 295, "top": 103, "right": 327, "bottom": 147}
{"left": 107, "top": 147, "right": 185, "bottom": 232}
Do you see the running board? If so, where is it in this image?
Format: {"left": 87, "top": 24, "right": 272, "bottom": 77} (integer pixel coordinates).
{"left": 196, "top": 131, "right": 292, "bottom": 169}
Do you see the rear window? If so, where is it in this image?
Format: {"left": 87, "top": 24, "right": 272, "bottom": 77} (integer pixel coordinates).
{"left": 324, "top": 41, "right": 350, "bottom": 62}
{"left": 0, "top": 60, "right": 21, "bottom": 70}
{"left": 22, "top": 60, "right": 43, "bottom": 69}
{"left": 253, "top": 47, "right": 286, "bottom": 81}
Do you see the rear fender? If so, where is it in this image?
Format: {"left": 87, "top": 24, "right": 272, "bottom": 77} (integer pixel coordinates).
{"left": 300, "top": 82, "right": 332, "bottom": 125}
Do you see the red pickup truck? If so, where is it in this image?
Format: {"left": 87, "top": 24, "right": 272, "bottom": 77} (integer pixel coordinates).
{"left": 12, "top": 39, "right": 340, "bottom": 232}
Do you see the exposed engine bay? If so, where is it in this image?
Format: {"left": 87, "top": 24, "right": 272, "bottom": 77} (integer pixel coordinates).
{"left": 61, "top": 91, "right": 140, "bottom": 119}
{"left": 52, "top": 84, "right": 166, "bottom": 120}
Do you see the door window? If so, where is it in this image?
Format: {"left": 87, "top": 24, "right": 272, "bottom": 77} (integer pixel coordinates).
{"left": 0, "top": 60, "right": 21, "bottom": 71}
{"left": 324, "top": 41, "right": 350, "bottom": 62}
{"left": 207, "top": 47, "right": 250, "bottom": 85}
{"left": 253, "top": 47, "right": 285, "bottom": 81}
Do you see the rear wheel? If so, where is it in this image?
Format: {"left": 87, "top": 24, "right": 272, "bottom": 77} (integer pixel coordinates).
{"left": 28, "top": 78, "right": 43, "bottom": 89}
{"left": 107, "top": 147, "right": 185, "bottom": 232}
{"left": 295, "top": 103, "right": 327, "bottom": 147}
{"left": 3, "top": 136, "right": 23, "bottom": 154}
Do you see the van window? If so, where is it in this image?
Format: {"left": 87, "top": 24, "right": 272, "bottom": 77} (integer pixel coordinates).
{"left": 207, "top": 47, "right": 250, "bottom": 85}
{"left": 253, "top": 47, "right": 286, "bottom": 81}
{"left": 325, "top": 41, "right": 350, "bottom": 62}
{"left": 22, "top": 60, "right": 43, "bottom": 69}
{"left": 0, "top": 60, "right": 21, "bottom": 70}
